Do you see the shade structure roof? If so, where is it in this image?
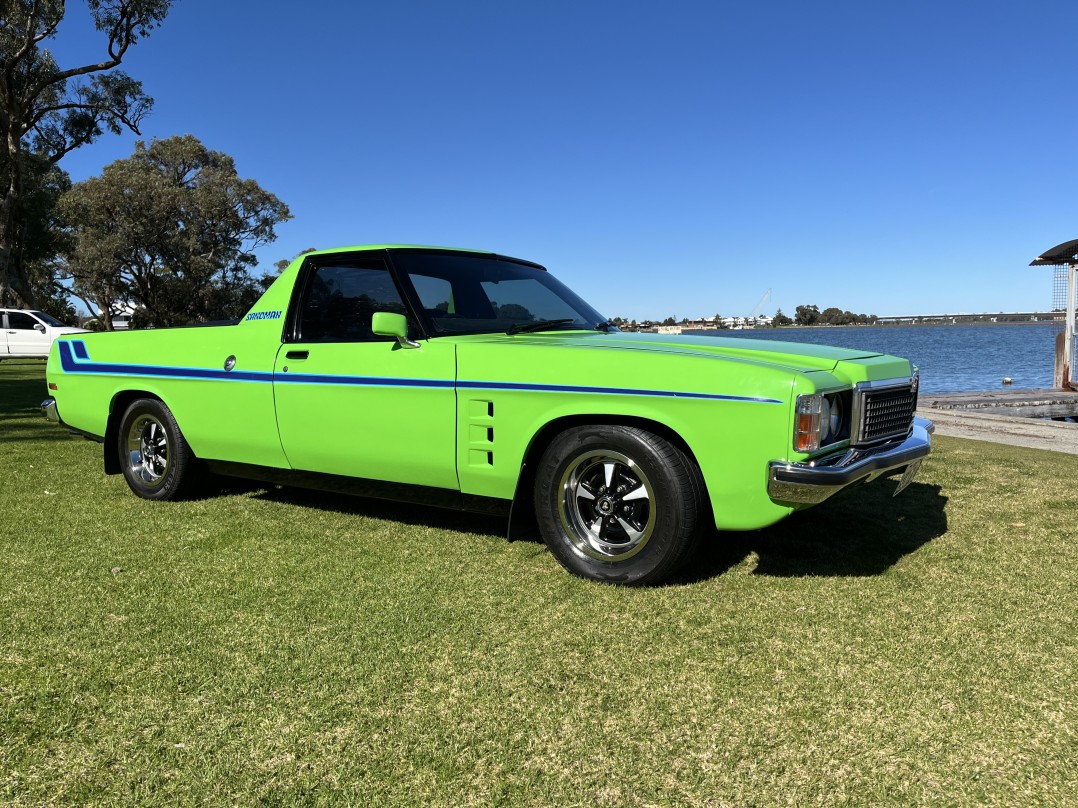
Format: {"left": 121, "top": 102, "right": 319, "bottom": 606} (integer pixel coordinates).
{"left": 1030, "top": 238, "right": 1078, "bottom": 266}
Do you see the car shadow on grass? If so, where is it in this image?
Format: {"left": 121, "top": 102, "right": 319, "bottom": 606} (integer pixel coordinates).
{"left": 678, "top": 478, "right": 949, "bottom": 582}
{"left": 238, "top": 475, "right": 947, "bottom": 583}
{"left": 243, "top": 484, "right": 509, "bottom": 540}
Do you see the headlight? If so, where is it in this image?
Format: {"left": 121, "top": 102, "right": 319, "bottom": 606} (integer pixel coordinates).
{"left": 819, "top": 397, "right": 832, "bottom": 441}
{"left": 796, "top": 391, "right": 849, "bottom": 452}
{"left": 823, "top": 392, "right": 845, "bottom": 443}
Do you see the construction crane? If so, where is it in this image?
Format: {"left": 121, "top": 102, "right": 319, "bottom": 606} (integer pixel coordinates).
{"left": 749, "top": 288, "right": 772, "bottom": 321}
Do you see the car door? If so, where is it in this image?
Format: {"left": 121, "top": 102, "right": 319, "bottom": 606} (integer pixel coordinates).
{"left": 272, "top": 256, "right": 459, "bottom": 491}
{"left": 5, "top": 311, "right": 50, "bottom": 357}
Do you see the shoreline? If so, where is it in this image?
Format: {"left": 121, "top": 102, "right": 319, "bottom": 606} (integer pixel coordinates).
{"left": 650, "top": 320, "right": 1063, "bottom": 333}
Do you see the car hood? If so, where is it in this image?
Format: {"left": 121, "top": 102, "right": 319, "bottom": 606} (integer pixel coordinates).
{"left": 465, "top": 330, "right": 884, "bottom": 374}
{"left": 55, "top": 327, "right": 90, "bottom": 335}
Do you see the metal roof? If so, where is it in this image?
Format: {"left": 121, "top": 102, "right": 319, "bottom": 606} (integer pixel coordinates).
{"left": 1030, "top": 238, "right": 1078, "bottom": 266}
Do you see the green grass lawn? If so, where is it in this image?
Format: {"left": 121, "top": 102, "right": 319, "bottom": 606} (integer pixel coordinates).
{"left": 2, "top": 359, "right": 1076, "bottom": 806}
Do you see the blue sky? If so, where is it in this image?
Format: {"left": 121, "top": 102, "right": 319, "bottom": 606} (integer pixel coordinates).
{"left": 52, "top": 1, "right": 1078, "bottom": 320}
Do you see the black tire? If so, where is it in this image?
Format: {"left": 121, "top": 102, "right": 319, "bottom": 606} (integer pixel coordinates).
{"left": 533, "top": 425, "right": 705, "bottom": 585}
{"left": 117, "top": 398, "right": 196, "bottom": 500}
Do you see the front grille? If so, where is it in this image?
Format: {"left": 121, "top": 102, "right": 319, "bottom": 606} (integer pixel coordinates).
{"left": 854, "top": 383, "right": 916, "bottom": 445}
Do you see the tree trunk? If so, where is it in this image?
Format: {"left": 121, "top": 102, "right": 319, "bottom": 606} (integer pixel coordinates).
{"left": 0, "top": 205, "right": 37, "bottom": 308}
{"left": 0, "top": 126, "right": 37, "bottom": 309}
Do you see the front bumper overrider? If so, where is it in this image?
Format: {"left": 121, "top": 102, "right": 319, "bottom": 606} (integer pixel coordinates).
{"left": 767, "top": 417, "right": 935, "bottom": 505}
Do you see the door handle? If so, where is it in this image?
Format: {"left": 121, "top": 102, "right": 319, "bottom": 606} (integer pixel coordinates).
{"left": 285, "top": 350, "right": 309, "bottom": 360}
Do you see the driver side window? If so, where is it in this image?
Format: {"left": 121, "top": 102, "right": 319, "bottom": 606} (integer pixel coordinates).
{"left": 296, "top": 261, "right": 413, "bottom": 343}
{"left": 8, "top": 312, "right": 40, "bottom": 330}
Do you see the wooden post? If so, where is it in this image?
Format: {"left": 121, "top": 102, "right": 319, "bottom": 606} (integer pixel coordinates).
{"left": 1067, "top": 263, "right": 1077, "bottom": 389}
{"left": 1057, "top": 330, "right": 1066, "bottom": 389}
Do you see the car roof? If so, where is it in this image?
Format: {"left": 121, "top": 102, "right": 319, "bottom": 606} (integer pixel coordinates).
{"left": 304, "top": 245, "right": 546, "bottom": 271}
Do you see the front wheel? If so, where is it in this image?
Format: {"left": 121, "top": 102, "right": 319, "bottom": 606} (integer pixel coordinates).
{"left": 534, "top": 425, "right": 705, "bottom": 585}
{"left": 117, "top": 398, "right": 196, "bottom": 500}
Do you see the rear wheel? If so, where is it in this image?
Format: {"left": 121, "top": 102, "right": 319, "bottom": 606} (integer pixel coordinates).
{"left": 117, "top": 398, "right": 195, "bottom": 500}
{"left": 534, "top": 425, "right": 704, "bottom": 585}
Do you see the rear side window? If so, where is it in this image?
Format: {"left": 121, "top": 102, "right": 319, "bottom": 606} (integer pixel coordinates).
{"left": 295, "top": 261, "right": 412, "bottom": 343}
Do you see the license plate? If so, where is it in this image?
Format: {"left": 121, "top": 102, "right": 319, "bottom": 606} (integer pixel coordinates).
{"left": 893, "top": 460, "right": 922, "bottom": 497}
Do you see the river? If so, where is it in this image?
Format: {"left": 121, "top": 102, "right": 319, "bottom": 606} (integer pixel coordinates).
{"left": 695, "top": 323, "right": 1061, "bottom": 394}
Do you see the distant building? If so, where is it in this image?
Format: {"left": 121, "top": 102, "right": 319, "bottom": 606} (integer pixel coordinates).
{"left": 89, "top": 303, "right": 141, "bottom": 330}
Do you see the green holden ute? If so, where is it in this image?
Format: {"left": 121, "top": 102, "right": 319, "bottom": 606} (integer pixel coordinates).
{"left": 42, "top": 246, "right": 933, "bottom": 585}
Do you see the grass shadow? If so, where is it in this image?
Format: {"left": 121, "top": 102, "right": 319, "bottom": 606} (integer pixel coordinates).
{"left": 0, "top": 374, "right": 75, "bottom": 442}
{"left": 236, "top": 474, "right": 946, "bottom": 583}
{"left": 0, "top": 420, "right": 78, "bottom": 443}
{"left": 246, "top": 484, "right": 508, "bottom": 541}
{"left": 0, "top": 375, "right": 49, "bottom": 411}
{"left": 680, "top": 477, "right": 948, "bottom": 582}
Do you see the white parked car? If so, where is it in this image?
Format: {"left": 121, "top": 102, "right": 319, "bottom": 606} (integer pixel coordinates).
{"left": 0, "top": 309, "right": 88, "bottom": 360}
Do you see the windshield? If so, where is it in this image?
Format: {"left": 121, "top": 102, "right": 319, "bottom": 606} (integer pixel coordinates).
{"left": 392, "top": 252, "right": 606, "bottom": 336}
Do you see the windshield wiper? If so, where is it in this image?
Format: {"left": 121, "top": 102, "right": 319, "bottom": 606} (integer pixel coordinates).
{"left": 506, "top": 318, "right": 577, "bottom": 335}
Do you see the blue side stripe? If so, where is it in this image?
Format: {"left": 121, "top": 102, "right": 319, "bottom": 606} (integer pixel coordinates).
{"left": 59, "top": 342, "right": 272, "bottom": 382}
{"left": 457, "top": 380, "right": 781, "bottom": 404}
{"left": 275, "top": 374, "right": 454, "bottom": 388}
{"left": 56, "top": 341, "right": 782, "bottom": 404}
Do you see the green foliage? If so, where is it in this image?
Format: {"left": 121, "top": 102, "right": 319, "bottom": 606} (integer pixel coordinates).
{"left": 3, "top": 360, "right": 1078, "bottom": 804}
{"left": 59, "top": 135, "right": 292, "bottom": 327}
{"left": 273, "top": 246, "right": 318, "bottom": 277}
{"left": 794, "top": 303, "right": 819, "bottom": 325}
{"left": 794, "top": 304, "right": 877, "bottom": 326}
{"left": 0, "top": 0, "right": 172, "bottom": 307}
{"left": 16, "top": 154, "right": 75, "bottom": 320}
{"left": 262, "top": 247, "right": 317, "bottom": 292}
{"left": 492, "top": 302, "right": 534, "bottom": 321}
{"left": 771, "top": 307, "right": 793, "bottom": 327}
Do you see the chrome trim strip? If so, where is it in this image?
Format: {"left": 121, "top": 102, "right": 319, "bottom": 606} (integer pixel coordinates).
{"left": 767, "top": 417, "right": 933, "bottom": 505}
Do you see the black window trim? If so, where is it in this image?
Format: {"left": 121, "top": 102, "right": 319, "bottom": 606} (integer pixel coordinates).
{"left": 282, "top": 250, "right": 429, "bottom": 344}
{"left": 384, "top": 248, "right": 583, "bottom": 339}
{"left": 280, "top": 247, "right": 555, "bottom": 344}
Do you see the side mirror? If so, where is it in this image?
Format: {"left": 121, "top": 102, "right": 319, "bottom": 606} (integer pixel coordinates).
{"left": 372, "top": 311, "right": 419, "bottom": 349}
{"left": 34, "top": 323, "right": 46, "bottom": 333}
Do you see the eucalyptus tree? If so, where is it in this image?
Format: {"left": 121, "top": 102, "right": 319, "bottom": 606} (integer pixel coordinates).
{"left": 59, "top": 135, "right": 291, "bottom": 328}
{"left": 0, "top": 0, "right": 170, "bottom": 307}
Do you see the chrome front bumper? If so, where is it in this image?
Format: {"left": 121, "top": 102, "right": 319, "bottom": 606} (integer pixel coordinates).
{"left": 41, "top": 397, "right": 61, "bottom": 423}
{"left": 767, "top": 417, "right": 935, "bottom": 505}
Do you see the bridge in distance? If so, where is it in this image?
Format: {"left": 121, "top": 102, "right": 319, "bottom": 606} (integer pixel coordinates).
{"left": 875, "top": 311, "right": 1063, "bottom": 324}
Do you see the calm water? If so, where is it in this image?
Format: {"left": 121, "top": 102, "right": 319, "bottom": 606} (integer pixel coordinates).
{"left": 695, "top": 323, "right": 1060, "bottom": 394}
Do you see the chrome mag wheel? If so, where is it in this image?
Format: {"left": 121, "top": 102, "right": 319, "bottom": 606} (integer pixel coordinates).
{"left": 557, "top": 449, "right": 656, "bottom": 561}
{"left": 117, "top": 399, "right": 196, "bottom": 501}
{"left": 126, "top": 413, "right": 170, "bottom": 486}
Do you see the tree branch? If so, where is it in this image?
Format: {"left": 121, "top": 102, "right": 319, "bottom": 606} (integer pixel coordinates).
{"left": 27, "top": 8, "right": 134, "bottom": 97}
{"left": 107, "top": 5, "right": 134, "bottom": 61}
